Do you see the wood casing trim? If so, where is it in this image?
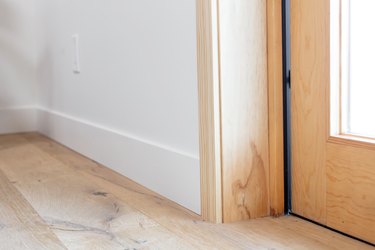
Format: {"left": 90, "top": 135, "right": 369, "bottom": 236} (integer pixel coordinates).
{"left": 197, "top": 0, "right": 284, "bottom": 222}
{"left": 196, "top": 0, "right": 223, "bottom": 223}
{"left": 267, "top": 0, "right": 285, "bottom": 217}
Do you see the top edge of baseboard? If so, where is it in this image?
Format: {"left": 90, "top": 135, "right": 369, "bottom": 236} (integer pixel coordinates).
{"left": 36, "top": 106, "right": 200, "bottom": 161}
{"left": 0, "top": 106, "right": 39, "bottom": 111}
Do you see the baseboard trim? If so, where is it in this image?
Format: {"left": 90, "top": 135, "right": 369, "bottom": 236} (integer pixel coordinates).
{"left": 36, "top": 108, "right": 200, "bottom": 214}
{"left": 0, "top": 107, "right": 37, "bottom": 134}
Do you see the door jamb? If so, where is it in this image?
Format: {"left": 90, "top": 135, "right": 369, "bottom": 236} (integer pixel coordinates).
{"left": 196, "top": 0, "right": 285, "bottom": 222}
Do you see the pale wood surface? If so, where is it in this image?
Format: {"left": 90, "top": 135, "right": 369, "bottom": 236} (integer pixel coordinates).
{"left": 0, "top": 168, "right": 66, "bottom": 250}
{"left": 327, "top": 143, "right": 375, "bottom": 243}
{"left": 0, "top": 137, "right": 193, "bottom": 249}
{"left": 291, "top": 0, "right": 329, "bottom": 223}
{"left": 219, "top": 0, "right": 270, "bottom": 223}
{"left": 0, "top": 133, "right": 371, "bottom": 249}
{"left": 267, "top": 0, "right": 285, "bottom": 217}
{"left": 291, "top": 0, "right": 375, "bottom": 244}
{"left": 197, "top": 0, "right": 285, "bottom": 222}
{"left": 196, "top": 0, "right": 222, "bottom": 223}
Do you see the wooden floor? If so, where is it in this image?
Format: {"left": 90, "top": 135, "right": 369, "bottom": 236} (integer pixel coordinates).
{"left": 0, "top": 133, "right": 372, "bottom": 250}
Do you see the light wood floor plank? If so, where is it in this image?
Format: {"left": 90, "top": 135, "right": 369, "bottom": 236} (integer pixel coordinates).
{"left": 0, "top": 133, "right": 372, "bottom": 249}
{"left": 0, "top": 139, "right": 194, "bottom": 249}
{"left": 0, "top": 167, "right": 66, "bottom": 250}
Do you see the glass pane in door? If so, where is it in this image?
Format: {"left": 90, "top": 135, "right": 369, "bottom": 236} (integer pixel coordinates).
{"left": 342, "top": 0, "right": 375, "bottom": 138}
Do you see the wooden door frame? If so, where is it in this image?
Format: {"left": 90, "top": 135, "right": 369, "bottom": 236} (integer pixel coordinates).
{"left": 196, "top": 0, "right": 284, "bottom": 223}
{"left": 267, "top": 0, "right": 285, "bottom": 218}
{"left": 196, "top": 0, "right": 222, "bottom": 223}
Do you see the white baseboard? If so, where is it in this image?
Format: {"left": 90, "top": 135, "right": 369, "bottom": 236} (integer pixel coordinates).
{"left": 37, "top": 108, "right": 200, "bottom": 214}
{"left": 0, "top": 107, "right": 37, "bottom": 134}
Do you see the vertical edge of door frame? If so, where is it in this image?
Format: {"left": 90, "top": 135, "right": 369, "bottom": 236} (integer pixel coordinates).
{"left": 197, "top": 0, "right": 286, "bottom": 222}
{"left": 219, "top": 0, "right": 270, "bottom": 222}
{"left": 267, "top": 0, "right": 285, "bottom": 217}
{"left": 196, "top": 0, "right": 223, "bottom": 223}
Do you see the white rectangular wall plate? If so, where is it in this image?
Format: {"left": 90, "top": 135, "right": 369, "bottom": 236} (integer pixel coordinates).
{"left": 72, "top": 34, "right": 81, "bottom": 73}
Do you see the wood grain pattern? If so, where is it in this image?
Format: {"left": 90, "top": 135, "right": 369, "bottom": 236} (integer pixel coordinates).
{"left": 219, "top": 0, "right": 270, "bottom": 222}
{"left": 267, "top": 0, "right": 285, "bottom": 217}
{"left": 0, "top": 169, "right": 66, "bottom": 250}
{"left": 326, "top": 143, "right": 375, "bottom": 243}
{"left": 196, "top": 0, "right": 223, "bottom": 223}
{"left": 328, "top": 134, "right": 375, "bottom": 151}
{"left": 291, "top": 0, "right": 375, "bottom": 243}
{"left": 198, "top": 0, "right": 284, "bottom": 222}
{"left": 0, "top": 136, "right": 194, "bottom": 249}
{"left": 0, "top": 133, "right": 371, "bottom": 249}
{"left": 291, "top": 0, "right": 329, "bottom": 223}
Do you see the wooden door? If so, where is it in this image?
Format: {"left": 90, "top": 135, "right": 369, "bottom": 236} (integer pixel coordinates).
{"left": 291, "top": 0, "right": 375, "bottom": 243}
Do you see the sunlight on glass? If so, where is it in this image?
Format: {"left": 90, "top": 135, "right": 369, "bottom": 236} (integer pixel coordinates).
{"left": 332, "top": 0, "right": 375, "bottom": 138}
{"left": 346, "top": 0, "right": 375, "bottom": 138}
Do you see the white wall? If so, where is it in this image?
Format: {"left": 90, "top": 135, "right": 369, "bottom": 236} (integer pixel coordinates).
{"left": 34, "top": 0, "right": 201, "bottom": 213}
{"left": 36, "top": 0, "right": 199, "bottom": 157}
{"left": 0, "top": 0, "right": 38, "bottom": 133}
